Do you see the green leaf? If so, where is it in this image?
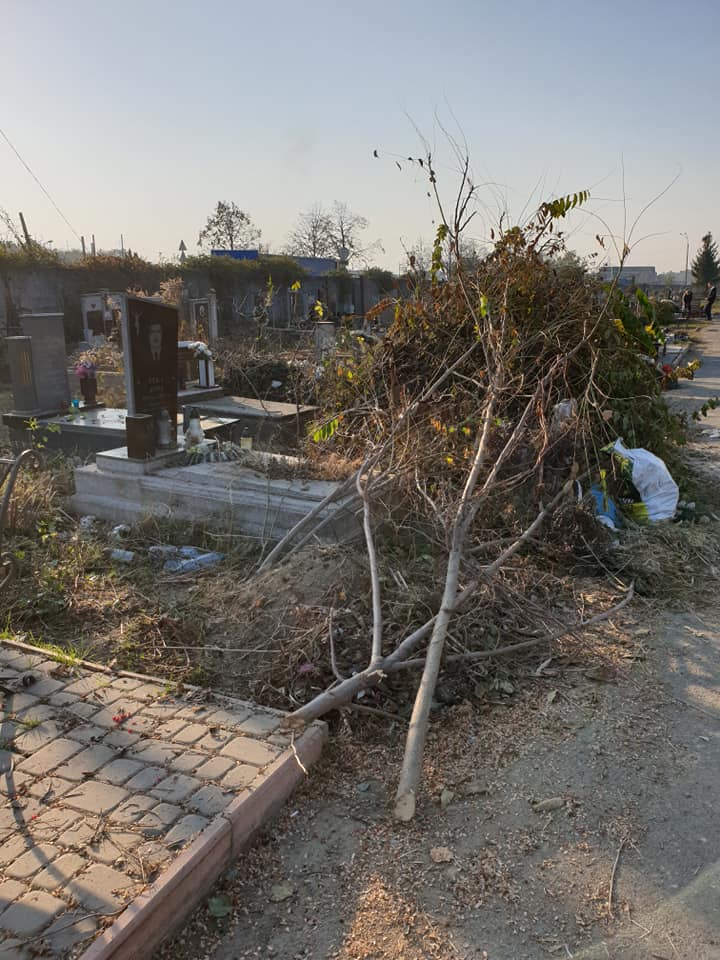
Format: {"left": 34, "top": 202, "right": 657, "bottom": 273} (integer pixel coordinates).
{"left": 311, "top": 417, "right": 339, "bottom": 443}
{"left": 208, "top": 895, "right": 232, "bottom": 918}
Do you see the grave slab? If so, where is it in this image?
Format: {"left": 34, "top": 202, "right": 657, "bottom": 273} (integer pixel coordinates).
{"left": 70, "top": 456, "right": 362, "bottom": 544}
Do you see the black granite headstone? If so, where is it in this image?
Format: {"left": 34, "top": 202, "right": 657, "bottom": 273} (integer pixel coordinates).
{"left": 122, "top": 297, "right": 179, "bottom": 449}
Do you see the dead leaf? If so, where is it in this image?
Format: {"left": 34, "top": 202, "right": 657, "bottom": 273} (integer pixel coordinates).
{"left": 461, "top": 778, "right": 489, "bottom": 797}
{"left": 583, "top": 665, "right": 615, "bottom": 683}
{"left": 440, "top": 788, "right": 455, "bottom": 809}
{"left": 269, "top": 882, "right": 294, "bottom": 903}
{"left": 532, "top": 797, "right": 565, "bottom": 813}
{"left": 430, "top": 846, "right": 454, "bottom": 863}
{"left": 546, "top": 690, "right": 559, "bottom": 706}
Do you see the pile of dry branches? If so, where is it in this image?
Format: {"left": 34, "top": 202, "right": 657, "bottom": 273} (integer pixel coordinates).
{"left": 257, "top": 165, "right": 679, "bottom": 819}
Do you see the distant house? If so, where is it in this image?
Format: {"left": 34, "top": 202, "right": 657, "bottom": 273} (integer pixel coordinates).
{"left": 597, "top": 265, "right": 659, "bottom": 286}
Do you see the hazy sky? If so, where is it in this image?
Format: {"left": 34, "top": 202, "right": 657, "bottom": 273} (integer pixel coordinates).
{"left": 3, "top": 0, "right": 719, "bottom": 273}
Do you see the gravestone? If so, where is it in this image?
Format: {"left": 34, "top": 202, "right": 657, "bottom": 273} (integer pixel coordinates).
{"left": 315, "top": 321, "right": 337, "bottom": 361}
{"left": 6, "top": 337, "right": 40, "bottom": 414}
{"left": 18, "top": 313, "right": 70, "bottom": 413}
{"left": 121, "top": 296, "right": 179, "bottom": 450}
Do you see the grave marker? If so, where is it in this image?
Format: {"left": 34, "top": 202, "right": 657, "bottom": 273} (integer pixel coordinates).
{"left": 121, "top": 296, "right": 179, "bottom": 450}
{"left": 19, "top": 313, "right": 70, "bottom": 413}
{"left": 6, "top": 337, "right": 40, "bottom": 414}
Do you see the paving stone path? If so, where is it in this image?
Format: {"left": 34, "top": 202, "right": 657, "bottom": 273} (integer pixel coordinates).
{"left": 0, "top": 640, "right": 304, "bottom": 959}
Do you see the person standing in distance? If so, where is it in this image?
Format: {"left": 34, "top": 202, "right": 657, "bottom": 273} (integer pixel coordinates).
{"left": 705, "top": 281, "right": 717, "bottom": 322}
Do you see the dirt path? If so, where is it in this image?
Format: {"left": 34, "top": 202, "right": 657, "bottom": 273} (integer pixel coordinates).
{"left": 154, "top": 603, "right": 720, "bottom": 960}
{"left": 156, "top": 328, "right": 720, "bottom": 960}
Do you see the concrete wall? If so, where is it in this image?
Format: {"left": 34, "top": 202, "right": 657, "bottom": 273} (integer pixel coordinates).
{"left": 0, "top": 263, "right": 398, "bottom": 347}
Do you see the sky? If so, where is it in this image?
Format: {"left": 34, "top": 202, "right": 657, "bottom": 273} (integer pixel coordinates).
{"left": 3, "top": 0, "right": 720, "bottom": 274}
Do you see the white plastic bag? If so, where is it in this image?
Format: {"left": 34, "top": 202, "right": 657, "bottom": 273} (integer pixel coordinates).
{"left": 609, "top": 439, "right": 679, "bottom": 522}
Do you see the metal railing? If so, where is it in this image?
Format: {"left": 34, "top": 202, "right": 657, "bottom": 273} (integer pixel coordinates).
{"left": 0, "top": 449, "right": 42, "bottom": 590}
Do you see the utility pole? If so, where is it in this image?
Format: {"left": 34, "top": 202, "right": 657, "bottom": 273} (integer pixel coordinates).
{"left": 120, "top": 234, "right": 125, "bottom": 257}
{"left": 81, "top": 236, "right": 86, "bottom": 257}
{"left": 18, "top": 211, "right": 31, "bottom": 249}
{"left": 91, "top": 234, "right": 96, "bottom": 257}
{"left": 681, "top": 232, "right": 689, "bottom": 286}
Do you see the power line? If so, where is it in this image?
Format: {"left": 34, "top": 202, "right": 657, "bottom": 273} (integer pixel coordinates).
{"left": 0, "top": 124, "right": 82, "bottom": 242}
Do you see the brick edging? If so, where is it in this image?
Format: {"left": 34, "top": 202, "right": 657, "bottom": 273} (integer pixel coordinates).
{"left": 77, "top": 723, "right": 327, "bottom": 960}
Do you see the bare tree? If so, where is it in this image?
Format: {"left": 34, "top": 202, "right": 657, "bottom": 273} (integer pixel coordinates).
{"left": 285, "top": 201, "right": 382, "bottom": 265}
{"left": 285, "top": 204, "right": 335, "bottom": 258}
{"left": 198, "top": 201, "right": 261, "bottom": 252}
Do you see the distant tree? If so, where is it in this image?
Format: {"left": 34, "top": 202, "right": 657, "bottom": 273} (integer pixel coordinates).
{"left": 285, "top": 204, "right": 335, "bottom": 258}
{"left": 285, "top": 201, "right": 382, "bottom": 266}
{"left": 198, "top": 201, "right": 261, "bottom": 252}
{"left": 691, "top": 232, "right": 720, "bottom": 285}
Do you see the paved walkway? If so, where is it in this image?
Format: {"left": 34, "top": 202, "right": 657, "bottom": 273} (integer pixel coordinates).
{"left": 0, "top": 640, "right": 324, "bottom": 959}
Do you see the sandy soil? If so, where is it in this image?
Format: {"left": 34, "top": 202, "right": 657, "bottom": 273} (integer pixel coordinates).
{"left": 154, "top": 596, "right": 720, "bottom": 960}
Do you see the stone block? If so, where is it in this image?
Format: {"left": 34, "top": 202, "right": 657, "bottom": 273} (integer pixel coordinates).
{"left": 108, "top": 796, "right": 156, "bottom": 825}
{"left": 86, "top": 706, "right": 137, "bottom": 729}
{"left": 0, "top": 880, "right": 27, "bottom": 914}
{"left": 127, "top": 683, "right": 165, "bottom": 701}
{"left": 53, "top": 744, "right": 116, "bottom": 781}
{"left": 5, "top": 844, "right": 60, "bottom": 880}
{"left": 198, "top": 729, "right": 235, "bottom": 752}
{"left": 188, "top": 785, "right": 232, "bottom": 817}
{"left": 13, "top": 704, "right": 57, "bottom": 723}
{"left": 1, "top": 693, "right": 40, "bottom": 714}
{"left": 65, "top": 701, "right": 99, "bottom": 720}
{"left": 123, "top": 766, "right": 166, "bottom": 792}
{"left": 127, "top": 741, "right": 178, "bottom": 765}
{"left": 237, "top": 712, "right": 281, "bottom": 736}
{"left": 32, "top": 807, "right": 81, "bottom": 839}
{"left": 168, "top": 751, "right": 206, "bottom": 774}
{"left": 96, "top": 758, "right": 144, "bottom": 785}
{"left": 43, "top": 910, "right": 97, "bottom": 952}
{"left": 102, "top": 729, "right": 141, "bottom": 749}
{"left": 89, "top": 685, "right": 127, "bottom": 707}
{"left": 0, "top": 801, "right": 42, "bottom": 834}
{"left": 31, "top": 852, "right": 87, "bottom": 891}
{"left": 220, "top": 736, "right": 280, "bottom": 767}
{"left": 221, "top": 764, "right": 261, "bottom": 791}
{"left": 141, "top": 701, "right": 182, "bottom": 720}
{"left": 163, "top": 814, "right": 209, "bottom": 849}
{"left": 155, "top": 718, "right": 190, "bottom": 740}
{"left": 15, "top": 738, "right": 82, "bottom": 776}
{"left": 62, "top": 675, "right": 109, "bottom": 697}
{"left": 65, "top": 723, "right": 106, "bottom": 744}
{"left": 65, "top": 863, "right": 135, "bottom": 914}
{"left": 194, "top": 756, "right": 236, "bottom": 781}
{"left": 0, "top": 890, "right": 65, "bottom": 936}
{"left": 85, "top": 832, "right": 140, "bottom": 866}
{"left": 47, "top": 691, "right": 79, "bottom": 707}
{"left": 12, "top": 721, "right": 65, "bottom": 755}
{"left": 204, "top": 707, "right": 252, "bottom": 729}
{"left": 62, "top": 780, "right": 128, "bottom": 814}
{"left": 150, "top": 774, "right": 201, "bottom": 804}
{"left": 18, "top": 675, "right": 63, "bottom": 698}
{"left": 139, "top": 802, "right": 182, "bottom": 830}
{"left": 26, "top": 776, "right": 75, "bottom": 802}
